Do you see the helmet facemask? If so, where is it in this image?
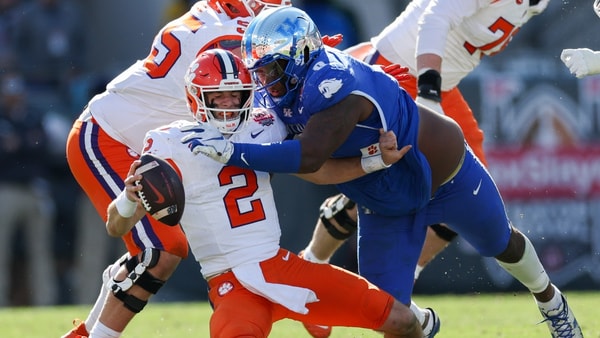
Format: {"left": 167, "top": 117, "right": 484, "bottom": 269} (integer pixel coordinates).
{"left": 241, "top": 6, "right": 322, "bottom": 109}
{"left": 188, "top": 84, "right": 253, "bottom": 134}
{"left": 185, "top": 49, "right": 255, "bottom": 134}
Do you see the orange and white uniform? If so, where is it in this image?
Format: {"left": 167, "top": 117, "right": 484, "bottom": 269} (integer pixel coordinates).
{"left": 142, "top": 111, "right": 395, "bottom": 337}
{"left": 65, "top": 1, "right": 251, "bottom": 258}
{"left": 349, "top": 0, "right": 548, "bottom": 165}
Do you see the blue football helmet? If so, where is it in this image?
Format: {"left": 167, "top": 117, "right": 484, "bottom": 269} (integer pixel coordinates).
{"left": 241, "top": 6, "right": 323, "bottom": 109}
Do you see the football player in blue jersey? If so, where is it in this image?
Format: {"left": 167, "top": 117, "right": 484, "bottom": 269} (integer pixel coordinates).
{"left": 182, "top": 6, "right": 583, "bottom": 337}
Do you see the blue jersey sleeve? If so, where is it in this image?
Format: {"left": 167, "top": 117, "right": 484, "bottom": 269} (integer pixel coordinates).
{"left": 301, "top": 55, "right": 357, "bottom": 115}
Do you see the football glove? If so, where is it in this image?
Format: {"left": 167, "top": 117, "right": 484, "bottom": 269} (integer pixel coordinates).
{"left": 180, "top": 122, "right": 234, "bottom": 164}
{"left": 381, "top": 64, "right": 411, "bottom": 82}
{"left": 560, "top": 48, "right": 600, "bottom": 78}
{"left": 595, "top": 0, "right": 600, "bottom": 18}
{"left": 322, "top": 34, "right": 343, "bottom": 48}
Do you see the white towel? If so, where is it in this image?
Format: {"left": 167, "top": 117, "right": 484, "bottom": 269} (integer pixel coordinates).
{"left": 232, "top": 262, "right": 318, "bottom": 314}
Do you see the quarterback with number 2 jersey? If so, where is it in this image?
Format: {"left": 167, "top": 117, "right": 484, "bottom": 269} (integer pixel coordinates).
{"left": 63, "top": 1, "right": 290, "bottom": 337}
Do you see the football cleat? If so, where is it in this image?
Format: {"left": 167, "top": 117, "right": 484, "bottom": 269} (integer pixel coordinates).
{"left": 302, "top": 322, "right": 332, "bottom": 338}
{"left": 539, "top": 295, "right": 583, "bottom": 338}
{"left": 423, "top": 308, "right": 441, "bottom": 338}
{"left": 61, "top": 319, "right": 88, "bottom": 338}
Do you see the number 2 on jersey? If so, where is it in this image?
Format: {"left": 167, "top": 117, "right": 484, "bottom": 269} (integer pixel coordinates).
{"left": 219, "top": 166, "right": 266, "bottom": 228}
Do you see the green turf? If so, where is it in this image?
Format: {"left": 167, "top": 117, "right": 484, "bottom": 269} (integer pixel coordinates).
{"left": 2, "top": 291, "right": 598, "bottom": 337}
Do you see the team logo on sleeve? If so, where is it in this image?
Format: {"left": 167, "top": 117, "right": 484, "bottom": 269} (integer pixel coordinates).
{"left": 318, "top": 79, "right": 343, "bottom": 99}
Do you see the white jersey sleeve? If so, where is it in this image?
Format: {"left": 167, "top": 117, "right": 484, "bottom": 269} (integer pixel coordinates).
{"left": 372, "top": 0, "right": 542, "bottom": 90}
{"left": 141, "top": 110, "right": 286, "bottom": 279}
{"left": 89, "top": 1, "right": 252, "bottom": 153}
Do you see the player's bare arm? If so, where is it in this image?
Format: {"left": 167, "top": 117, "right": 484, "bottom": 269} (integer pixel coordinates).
{"left": 296, "top": 95, "right": 373, "bottom": 173}
{"left": 106, "top": 160, "right": 146, "bottom": 237}
{"left": 298, "top": 129, "right": 411, "bottom": 184}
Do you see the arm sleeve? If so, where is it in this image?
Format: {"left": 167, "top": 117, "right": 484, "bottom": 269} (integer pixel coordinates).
{"left": 228, "top": 139, "right": 302, "bottom": 173}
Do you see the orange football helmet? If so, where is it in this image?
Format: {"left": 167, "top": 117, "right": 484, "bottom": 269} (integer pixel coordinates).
{"left": 207, "top": 0, "right": 291, "bottom": 18}
{"left": 185, "top": 49, "right": 254, "bottom": 134}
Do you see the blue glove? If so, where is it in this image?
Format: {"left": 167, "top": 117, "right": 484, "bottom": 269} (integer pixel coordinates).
{"left": 180, "top": 122, "right": 234, "bottom": 163}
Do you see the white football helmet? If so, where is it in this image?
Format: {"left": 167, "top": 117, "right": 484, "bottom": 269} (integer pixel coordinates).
{"left": 185, "top": 49, "right": 254, "bottom": 134}
{"left": 207, "top": 0, "right": 291, "bottom": 18}
{"left": 241, "top": 6, "right": 322, "bottom": 109}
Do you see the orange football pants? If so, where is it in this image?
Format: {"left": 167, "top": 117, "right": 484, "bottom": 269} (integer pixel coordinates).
{"left": 66, "top": 116, "right": 188, "bottom": 258}
{"left": 207, "top": 249, "right": 394, "bottom": 338}
{"left": 351, "top": 44, "right": 487, "bottom": 166}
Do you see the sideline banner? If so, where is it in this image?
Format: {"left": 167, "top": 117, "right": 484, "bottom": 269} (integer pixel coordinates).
{"left": 416, "top": 71, "right": 600, "bottom": 293}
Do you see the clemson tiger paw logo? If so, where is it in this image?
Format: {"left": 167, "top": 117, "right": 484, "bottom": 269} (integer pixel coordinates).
{"left": 367, "top": 144, "right": 379, "bottom": 155}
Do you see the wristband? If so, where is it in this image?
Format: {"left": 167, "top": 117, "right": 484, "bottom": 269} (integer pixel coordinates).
{"left": 360, "top": 143, "right": 392, "bottom": 173}
{"left": 417, "top": 68, "right": 442, "bottom": 102}
{"left": 115, "top": 189, "right": 137, "bottom": 218}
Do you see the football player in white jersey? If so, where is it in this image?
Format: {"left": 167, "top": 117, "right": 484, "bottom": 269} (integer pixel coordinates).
{"left": 561, "top": 0, "right": 600, "bottom": 78}
{"left": 62, "top": 1, "right": 292, "bottom": 337}
{"left": 107, "top": 48, "right": 418, "bottom": 337}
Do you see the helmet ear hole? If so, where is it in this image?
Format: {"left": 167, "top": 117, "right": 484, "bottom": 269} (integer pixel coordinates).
{"left": 303, "top": 46, "right": 310, "bottom": 63}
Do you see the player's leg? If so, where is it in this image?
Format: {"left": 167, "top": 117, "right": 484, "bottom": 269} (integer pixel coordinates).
{"left": 63, "top": 117, "right": 187, "bottom": 337}
{"left": 207, "top": 272, "right": 275, "bottom": 337}
{"left": 301, "top": 193, "right": 356, "bottom": 264}
{"left": 263, "top": 249, "right": 423, "bottom": 337}
{"left": 436, "top": 148, "right": 582, "bottom": 337}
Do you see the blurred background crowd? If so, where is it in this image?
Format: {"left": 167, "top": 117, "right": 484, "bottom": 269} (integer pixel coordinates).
{"left": 1, "top": 0, "right": 599, "bottom": 307}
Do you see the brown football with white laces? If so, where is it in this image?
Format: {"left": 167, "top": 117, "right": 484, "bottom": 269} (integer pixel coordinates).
{"left": 134, "top": 154, "right": 185, "bottom": 226}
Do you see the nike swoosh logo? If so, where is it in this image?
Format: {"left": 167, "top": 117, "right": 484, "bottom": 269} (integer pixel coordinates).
{"left": 146, "top": 180, "right": 166, "bottom": 203}
{"left": 282, "top": 251, "right": 291, "bottom": 261}
{"left": 241, "top": 153, "right": 249, "bottom": 166}
{"left": 473, "top": 179, "right": 482, "bottom": 196}
{"left": 251, "top": 130, "right": 264, "bottom": 139}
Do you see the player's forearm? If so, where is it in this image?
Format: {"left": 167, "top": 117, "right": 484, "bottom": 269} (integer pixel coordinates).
{"left": 295, "top": 157, "right": 365, "bottom": 184}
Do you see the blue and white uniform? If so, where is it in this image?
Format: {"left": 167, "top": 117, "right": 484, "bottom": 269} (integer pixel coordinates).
{"left": 229, "top": 46, "right": 511, "bottom": 304}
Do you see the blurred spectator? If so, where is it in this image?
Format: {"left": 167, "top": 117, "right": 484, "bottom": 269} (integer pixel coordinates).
{"left": 11, "top": 0, "right": 88, "bottom": 116}
{"left": 0, "top": 71, "right": 57, "bottom": 306}
{"left": 0, "top": 0, "right": 21, "bottom": 66}
{"left": 11, "top": 0, "right": 91, "bottom": 304}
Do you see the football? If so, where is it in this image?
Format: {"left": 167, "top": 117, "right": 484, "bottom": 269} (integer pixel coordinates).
{"left": 134, "top": 154, "right": 185, "bottom": 226}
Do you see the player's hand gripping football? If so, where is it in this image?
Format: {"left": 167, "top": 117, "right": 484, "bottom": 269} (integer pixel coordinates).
{"left": 180, "top": 122, "right": 234, "bottom": 163}
{"left": 560, "top": 48, "right": 600, "bottom": 78}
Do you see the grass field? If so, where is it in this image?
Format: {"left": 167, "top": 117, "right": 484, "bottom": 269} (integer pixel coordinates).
{"left": 2, "top": 291, "right": 599, "bottom": 337}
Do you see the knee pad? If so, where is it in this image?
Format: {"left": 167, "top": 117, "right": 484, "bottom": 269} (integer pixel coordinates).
{"left": 319, "top": 194, "right": 357, "bottom": 240}
{"left": 106, "top": 248, "right": 166, "bottom": 313}
{"left": 429, "top": 223, "right": 458, "bottom": 242}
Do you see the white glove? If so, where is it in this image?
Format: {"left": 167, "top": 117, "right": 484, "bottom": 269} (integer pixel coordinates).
{"left": 560, "top": 48, "right": 600, "bottom": 78}
{"left": 415, "top": 96, "right": 444, "bottom": 115}
{"left": 595, "top": 0, "right": 600, "bottom": 19}
{"left": 180, "top": 122, "right": 234, "bottom": 163}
